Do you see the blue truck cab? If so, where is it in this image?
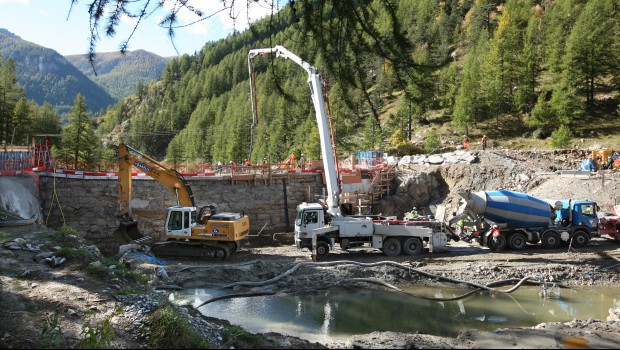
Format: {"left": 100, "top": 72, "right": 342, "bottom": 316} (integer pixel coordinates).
{"left": 554, "top": 199, "right": 599, "bottom": 243}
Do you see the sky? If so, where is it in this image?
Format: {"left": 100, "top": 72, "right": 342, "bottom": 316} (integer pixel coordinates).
{"left": 0, "top": 0, "right": 284, "bottom": 57}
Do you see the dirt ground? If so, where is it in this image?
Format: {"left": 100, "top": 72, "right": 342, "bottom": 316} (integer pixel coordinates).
{"left": 2, "top": 150, "right": 620, "bottom": 349}
{"left": 2, "top": 223, "right": 620, "bottom": 349}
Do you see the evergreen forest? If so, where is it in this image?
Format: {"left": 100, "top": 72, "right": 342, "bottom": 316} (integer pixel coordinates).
{"left": 1, "top": 0, "right": 619, "bottom": 169}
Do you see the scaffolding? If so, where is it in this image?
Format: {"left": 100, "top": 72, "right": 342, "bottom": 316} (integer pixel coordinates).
{"left": 339, "top": 165, "right": 396, "bottom": 215}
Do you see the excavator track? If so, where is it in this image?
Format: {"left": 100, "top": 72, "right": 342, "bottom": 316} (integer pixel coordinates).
{"left": 150, "top": 240, "right": 232, "bottom": 260}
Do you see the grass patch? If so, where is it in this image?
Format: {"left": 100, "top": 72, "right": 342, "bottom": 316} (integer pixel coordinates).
{"left": 85, "top": 258, "right": 149, "bottom": 285}
{"left": 76, "top": 316, "right": 114, "bottom": 349}
{"left": 56, "top": 247, "right": 97, "bottom": 260}
{"left": 57, "top": 225, "right": 81, "bottom": 237}
{"left": 147, "top": 303, "right": 211, "bottom": 349}
{"left": 222, "top": 325, "right": 261, "bottom": 345}
{"left": 40, "top": 312, "right": 63, "bottom": 349}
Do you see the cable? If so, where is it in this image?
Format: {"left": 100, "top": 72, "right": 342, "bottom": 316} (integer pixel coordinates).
{"left": 45, "top": 172, "right": 66, "bottom": 227}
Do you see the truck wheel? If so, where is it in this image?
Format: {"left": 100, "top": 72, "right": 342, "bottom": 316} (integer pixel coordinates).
{"left": 315, "top": 241, "right": 330, "bottom": 260}
{"left": 542, "top": 231, "right": 561, "bottom": 249}
{"left": 508, "top": 233, "right": 527, "bottom": 250}
{"left": 571, "top": 231, "right": 589, "bottom": 247}
{"left": 383, "top": 237, "right": 402, "bottom": 257}
{"left": 403, "top": 237, "right": 423, "bottom": 256}
{"left": 488, "top": 234, "right": 506, "bottom": 251}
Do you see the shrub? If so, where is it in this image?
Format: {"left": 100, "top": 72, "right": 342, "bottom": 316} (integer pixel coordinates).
{"left": 550, "top": 125, "right": 572, "bottom": 149}
{"left": 423, "top": 131, "right": 441, "bottom": 153}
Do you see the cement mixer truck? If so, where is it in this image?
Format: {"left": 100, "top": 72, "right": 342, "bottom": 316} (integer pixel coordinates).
{"left": 450, "top": 190, "right": 600, "bottom": 251}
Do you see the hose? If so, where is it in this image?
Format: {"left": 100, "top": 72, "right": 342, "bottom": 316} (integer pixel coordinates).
{"left": 222, "top": 260, "right": 544, "bottom": 295}
{"left": 194, "top": 261, "right": 545, "bottom": 310}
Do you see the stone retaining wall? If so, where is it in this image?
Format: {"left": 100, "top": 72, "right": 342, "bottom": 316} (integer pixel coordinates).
{"left": 39, "top": 173, "right": 323, "bottom": 255}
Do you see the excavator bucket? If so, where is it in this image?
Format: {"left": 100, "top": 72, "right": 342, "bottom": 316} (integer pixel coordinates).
{"left": 117, "top": 219, "right": 145, "bottom": 241}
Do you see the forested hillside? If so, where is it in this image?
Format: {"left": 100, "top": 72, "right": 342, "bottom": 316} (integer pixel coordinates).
{"left": 0, "top": 28, "right": 115, "bottom": 115}
{"left": 66, "top": 50, "right": 172, "bottom": 100}
{"left": 78, "top": 1, "right": 620, "bottom": 164}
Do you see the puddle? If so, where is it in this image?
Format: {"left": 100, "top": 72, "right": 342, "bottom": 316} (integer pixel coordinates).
{"left": 172, "top": 285, "right": 620, "bottom": 343}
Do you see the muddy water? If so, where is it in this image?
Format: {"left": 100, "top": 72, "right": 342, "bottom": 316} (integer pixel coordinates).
{"left": 173, "top": 285, "right": 620, "bottom": 343}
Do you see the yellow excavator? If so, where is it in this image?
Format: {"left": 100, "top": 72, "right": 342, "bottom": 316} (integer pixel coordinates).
{"left": 117, "top": 143, "right": 250, "bottom": 259}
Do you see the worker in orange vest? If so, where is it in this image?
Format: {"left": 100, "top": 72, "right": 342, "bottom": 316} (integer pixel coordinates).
{"left": 481, "top": 135, "right": 487, "bottom": 151}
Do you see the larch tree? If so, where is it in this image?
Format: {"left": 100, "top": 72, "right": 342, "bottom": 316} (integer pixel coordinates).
{"left": 563, "top": 0, "right": 618, "bottom": 106}
{"left": 11, "top": 97, "right": 32, "bottom": 146}
{"left": 453, "top": 45, "right": 484, "bottom": 134}
{"left": 60, "top": 94, "right": 100, "bottom": 169}
{"left": 0, "top": 58, "right": 24, "bottom": 146}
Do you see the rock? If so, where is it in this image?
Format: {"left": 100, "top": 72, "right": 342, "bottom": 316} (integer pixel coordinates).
{"left": 13, "top": 238, "right": 27, "bottom": 246}
{"left": 398, "top": 155, "right": 413, "bottom": 165}
{"left": 34, "top": 252, "right": 55, "bottom": 263}
{"left": 62, "top": 234, "right": 83, "bottom": 248}
{"left": 44, "top": 256, "right": 66, "bottom": 267}
{"left": 427, "top": 155, "right": 444, "bottom": 164}
{"left": 82, "top": 245, "right": 104, "bottom": 260}
{"left": 4, "top": 242, "right": 23, "bottom": 250}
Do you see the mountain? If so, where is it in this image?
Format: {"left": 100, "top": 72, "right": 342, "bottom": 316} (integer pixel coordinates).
{"left": 65, "top": 50, "right": 173, "bottom": 100}
{"left": 0, "top": 28, "right": 115, "bottom": 115}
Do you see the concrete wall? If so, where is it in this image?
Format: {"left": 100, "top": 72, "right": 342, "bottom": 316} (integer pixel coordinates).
{"left": 39, "top": 173, "right": 323, "bottom": 255}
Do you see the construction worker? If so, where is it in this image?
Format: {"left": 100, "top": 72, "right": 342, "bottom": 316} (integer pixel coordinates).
{"left": 490, "top": 224, "right": 502, "bottom": 250}
{"left": 463, "top": 135, "right": 469, "bottom": 150}
{"left": 481, "top": 135, "right": 487, "bottom": 151}
{"left": 299, "top": 153, "right": 306, "bottom": 170}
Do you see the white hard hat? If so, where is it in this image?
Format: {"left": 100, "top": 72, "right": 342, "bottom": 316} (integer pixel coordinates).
{"left": 492, "top": 224, "right": 498, "bottom": 228}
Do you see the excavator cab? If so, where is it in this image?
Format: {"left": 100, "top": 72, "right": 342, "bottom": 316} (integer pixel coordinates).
{"left": 165, "top": 206, "right": 196, "bottom": 237}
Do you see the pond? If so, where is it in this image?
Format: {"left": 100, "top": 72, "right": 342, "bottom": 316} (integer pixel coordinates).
{"left": 171, "top": 285, "right": 620, "bottom": 343}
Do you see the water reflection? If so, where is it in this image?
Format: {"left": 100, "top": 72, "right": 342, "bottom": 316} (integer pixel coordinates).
{"left": 172, "top": 286, "right": 620, "bottom": 342}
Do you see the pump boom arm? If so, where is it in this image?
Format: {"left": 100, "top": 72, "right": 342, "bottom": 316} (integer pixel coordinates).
{"left": 248, "top": 46, "right": 341, "bottom": 217}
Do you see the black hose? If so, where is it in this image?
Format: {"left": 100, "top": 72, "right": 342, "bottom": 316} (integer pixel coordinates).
{"left": 195, "top": 291, "right": 277, "bottom": 309}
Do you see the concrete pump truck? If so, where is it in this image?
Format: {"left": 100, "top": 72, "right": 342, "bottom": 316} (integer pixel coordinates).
{"left": 248, "top": 46, "right": 457, "bottom": 260}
